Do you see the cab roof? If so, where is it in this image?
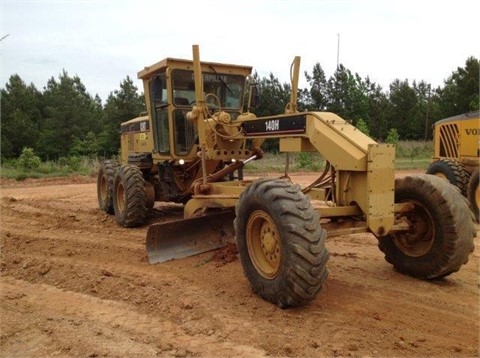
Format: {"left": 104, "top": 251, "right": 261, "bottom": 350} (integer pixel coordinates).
{"left": 436, "top": 111, "right": 479, "bottom": 125}
{"left": 138, "top": 57, "right": 253, "bottom": 80}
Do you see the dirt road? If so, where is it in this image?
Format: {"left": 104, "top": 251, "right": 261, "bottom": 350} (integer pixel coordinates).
{"left": 1, "top": 173, "right": 479, "bottom": 357}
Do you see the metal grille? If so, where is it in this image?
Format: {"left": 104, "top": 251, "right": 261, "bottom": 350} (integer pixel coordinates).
{"left": 439, "top": 123, "right": 459, "bottom": 158}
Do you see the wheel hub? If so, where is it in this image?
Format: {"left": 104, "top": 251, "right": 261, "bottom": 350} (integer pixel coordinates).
{"left": 246, "top": 210, "right": 281, "bottom": 279}
{"left": 393, "top": 201, "right": 435, "bottom": 257}
{"left": 260, "top": 222, "right": 279, "bottom": 262}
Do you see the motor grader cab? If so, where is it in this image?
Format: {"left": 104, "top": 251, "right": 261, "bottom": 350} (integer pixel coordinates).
{"left": 426, "top": 111, "right": 479, "bottom": 219}
{"left": 97, "top": 45, "right": 475, "bottom": 308}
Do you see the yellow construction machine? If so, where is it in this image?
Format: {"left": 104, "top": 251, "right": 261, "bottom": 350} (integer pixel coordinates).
{"left": 97, "top": 45, "right": 476, "bottom": 308}
{"left": 426, "top": 111, "right": 479, "bottom": 219}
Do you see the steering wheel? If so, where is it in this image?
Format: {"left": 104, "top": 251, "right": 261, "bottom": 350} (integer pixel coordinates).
{"left": 204, "top": 93, "right": 222, "bottom": 116}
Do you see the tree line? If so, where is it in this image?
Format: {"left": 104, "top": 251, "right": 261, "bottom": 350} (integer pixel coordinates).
{"left": 1, "top": 56, "right": 478, "bottom": 161}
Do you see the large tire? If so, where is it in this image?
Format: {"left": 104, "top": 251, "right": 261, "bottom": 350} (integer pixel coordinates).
{"left": 97, "top": 160, "right": 119, "bottom": 214}
{"left": 426, "top": 158, "right": 470, "bottom": 196}
{"left": 234, "top": 178, "right": 329, "bottom": 308}
{"left": 467, "top": 169, "right": 479, "bottom": 221}
{"left": 113, "top": 164, "right": 147, "bottom": 227}
{"left": 378, "top": 174, "right": 475, "bottom": 279}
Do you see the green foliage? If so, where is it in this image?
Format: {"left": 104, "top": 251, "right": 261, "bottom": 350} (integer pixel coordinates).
{"left": 1, "top": 75, "right": 42, "bottom": 159}
{"left": 304, "top": 63, "right": 328, "bottom": 110}
{"left": 2, "top": 155, "right": 100, "bottom": 180}
{"left": 36, "top": 70, "right": 104, "bottom": 159}
{"left": 255, "top": 72, "right": 291, "bottom": 116}
{"left": 245, "top": 141, "right": 433, "bottom": 173}
{"left": 101, "top": 76, "right": 145, "bottom": 156}
{"left": 293, "top": 153, "right": 323, "bottom": 171}
{"left": 355, "top": 118, "right": 370, "bottom": 136}
{"left": 387, "top": 79, "right": 419, "bottom": 139}
{"left": 67, "top": 156, "right": 82, "bottom": 171}
{"left": 298, "top": 154, "right": 323, "bottom": 171}
{"left": 297, "top": 152, "right": 313, "bottom": 169}
{"left": 70, "top": 132, "right": 101, "bottom": 157}
{"left": 362, "top": 78, "right": 389, "bottom": 140}
{"left": 0, "top": 55, "right": 477, "bottom": 162}
{"left": 326, "top": 65, "right": 369, "bottom": 122}
{"left": 395, "top": 140, "right": 433, "bottom": 160}
{"left": 17, "top": 147, "right": 41, "bottom": 171}
{"left": 386, "top": 128, "right": 400, "bottom": 144}
{"left": 438, "top": 57, "right": 479, "bottom": 116}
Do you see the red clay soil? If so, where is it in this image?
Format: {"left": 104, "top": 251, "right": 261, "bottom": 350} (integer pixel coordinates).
{"left": 1, "top": 171, "right": 478, "bottom": 357}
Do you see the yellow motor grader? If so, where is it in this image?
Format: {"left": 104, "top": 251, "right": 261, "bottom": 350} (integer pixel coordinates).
{"left": 426, "top": 111, "right": 479, "bottom": 220}
{"left": 97, "top": 45, "right": 476, "bottom": 308}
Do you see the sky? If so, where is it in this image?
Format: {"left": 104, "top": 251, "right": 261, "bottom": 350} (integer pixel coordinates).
{"left": 1, "top": 0, "right": 479, "bottom": 103}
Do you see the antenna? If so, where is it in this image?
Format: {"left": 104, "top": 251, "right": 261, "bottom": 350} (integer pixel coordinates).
{"left": 336, "top": 33, "right": 340, "bottom": 69}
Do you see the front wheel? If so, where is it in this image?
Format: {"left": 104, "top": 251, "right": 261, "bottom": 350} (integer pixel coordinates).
{"left": 113, "top": 165, "right": 147, "bottom": 227}
{"left": 234, "top": 179, "right": 329, "bottom": 308}
{"left": 426, "top": 158, "right": 469, "bottom": 196}
{"left": 378, "top": 174, "right": 475, "bottom": 279}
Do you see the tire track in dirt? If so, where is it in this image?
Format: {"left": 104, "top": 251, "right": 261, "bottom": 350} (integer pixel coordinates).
{"left": 1, "top": 277, "right": 266, "bottom": 357}
{"left": 1, "top": 180, "right": 479, "bottom": 357}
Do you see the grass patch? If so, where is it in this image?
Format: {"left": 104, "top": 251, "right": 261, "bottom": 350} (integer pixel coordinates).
{"left": 1, "top": 141, "right": 434, "bottom": 181}
{"left": 244, "top": 152, "right": 326, "bottom": 174}
{"left": 394, "top": 158, "right": 431, "bottom": 170}
{"left": 1, "top": 157, "right": 101, "bottom": 180}
{"left": 244, "top": 140, "right": 433, "bottom": 173}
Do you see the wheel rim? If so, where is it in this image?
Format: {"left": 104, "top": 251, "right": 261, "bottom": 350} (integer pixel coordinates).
{"left": 116, "top": 182, "right": 125, "bottom": 214}
{"left": 246, "top": 210, "right": 281, "bottom": 279}
{"left": 100, "top": 175, "right": 108, "bottom": 202}
{"left": 392, "top": 200, "right": 435, "bottom": 257}
{"left": 433, "top": 172, "right": 448, "bottom": 181}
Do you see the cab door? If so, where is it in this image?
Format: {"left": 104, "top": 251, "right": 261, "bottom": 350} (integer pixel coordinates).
{"left": 149, "top": 74, "right": 170, "bottom": 155}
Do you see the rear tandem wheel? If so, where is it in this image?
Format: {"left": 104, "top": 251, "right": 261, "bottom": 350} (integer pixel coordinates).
{"left": 378, "top": 174, "right": 475, "bottom": 279}
{"left": 234, "top": 178, "right": 329, "bottom": 308}
{"left": 97, "top": 160, "right": 119, "bottom": 214}
{"left": 113, "top": 164, "right": 147, "bottom": 227}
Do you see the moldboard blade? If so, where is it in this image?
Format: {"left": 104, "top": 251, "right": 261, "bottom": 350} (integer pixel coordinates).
{"left": 146, "top": 210, "right": 236, "bottom": 264}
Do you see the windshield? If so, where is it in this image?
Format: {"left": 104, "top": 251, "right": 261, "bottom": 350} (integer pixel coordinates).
{"left": 171, "top": 69, "right": 245, "bottom": 110}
